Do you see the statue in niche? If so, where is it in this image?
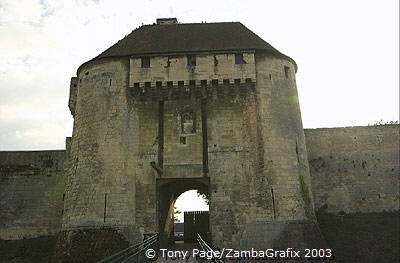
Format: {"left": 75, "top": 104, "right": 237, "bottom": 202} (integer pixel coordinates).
{"left": 180, "top": 112, "right": 196, "bottom": 134}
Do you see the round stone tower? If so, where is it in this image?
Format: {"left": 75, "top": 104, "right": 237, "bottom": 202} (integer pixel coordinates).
{"left": 57, "top": 19, "right": 324, "bottom": 261}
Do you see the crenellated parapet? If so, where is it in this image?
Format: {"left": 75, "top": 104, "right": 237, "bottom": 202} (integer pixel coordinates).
{"left": 128, "top": 53, "right": 256, "bottom": 100}
{"left": 128, "top": 78, "right": 255, "bottom": 101}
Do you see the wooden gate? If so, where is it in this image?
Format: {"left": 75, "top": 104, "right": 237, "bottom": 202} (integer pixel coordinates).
{"left": 184, "top": 211, "right": 209, "bottom": 243}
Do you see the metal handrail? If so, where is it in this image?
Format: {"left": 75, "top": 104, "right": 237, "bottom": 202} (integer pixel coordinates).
{"left": 196, "top": 233, "right": 224, "bottom": 263}
{"left": 97, "top": 233, "right": 158, "bottom": 263}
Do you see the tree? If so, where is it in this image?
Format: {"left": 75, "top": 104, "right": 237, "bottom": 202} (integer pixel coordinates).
{"left": 197, "top": 190, "right": 210, "bottom": 205}
{"left": 174, "top": 206, "right": 182, "bottom": 222}
{"left": 370, "top": 120, "right": 399, "bottom": 126}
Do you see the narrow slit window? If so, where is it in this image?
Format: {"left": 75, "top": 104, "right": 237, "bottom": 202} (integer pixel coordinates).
{"left": 235, "top": 54, "right": 246, "bottom": 64}
{"left": 141, "top": 57, "right": 150, "bottom": 68}
{"left": 284, "top": 66, "right": 290, "bottom": 78}
{"left": 187, "top": 55, "right": 196, "bottom": 67}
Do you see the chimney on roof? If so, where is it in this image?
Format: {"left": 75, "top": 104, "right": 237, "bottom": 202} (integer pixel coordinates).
{"left": 156, "top": 18, "right": 178, "bottom": 25}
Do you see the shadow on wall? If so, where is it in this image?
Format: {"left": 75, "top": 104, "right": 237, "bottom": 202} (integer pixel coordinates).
{"left": 317, "top": 210, "right": 399, "bottom": 263}
{"left": 0, "top": 236, "right": 57, "bottom": 263}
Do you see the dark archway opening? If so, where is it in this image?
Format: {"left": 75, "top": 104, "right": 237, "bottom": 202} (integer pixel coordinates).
{"left": 157, "top": 178, "right": 210, "bottom": 247}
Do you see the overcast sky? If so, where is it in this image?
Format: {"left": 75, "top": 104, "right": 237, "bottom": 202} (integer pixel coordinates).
{"left": 0, "top": 0, "right": 398, "bottom": 150}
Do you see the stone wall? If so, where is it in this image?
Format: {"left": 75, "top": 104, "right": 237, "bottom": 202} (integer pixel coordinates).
{"left": 132, "top": 100, "right": 158, "bottom": 234}
{"left": 64, "top": 57, "right": 141, "bottom": 243}
{"left": 129, "top": 53, "right": 256, "bottom": 87}
{"left": 0, "top": 150, "right": 66, "bottom": 240}
{"left": 207, "top": 96, "right": 259, "bottom": 247}
{"left": 317, "top": 211, "right": 399, "bottom": 263}
{"left": 0, "top": 125, "right": 398, "bottom": 260}
{"left": 305, "top": 125, "right": 399, "bottom": 213}
{"left": 2, "top": 52, "right": 397, "bottom": 260}
{"left": 128, "top": 50, "right": 317, "bottom": 249}
{"left": 253, "top": 53, "right": 312, "bottom": 222}
{"left": 235, "top": 52, "right": 323, "bottom": 250}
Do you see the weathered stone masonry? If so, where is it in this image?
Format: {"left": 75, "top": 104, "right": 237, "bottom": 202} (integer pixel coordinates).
{"left": 0, "top": 124, "right": 398, "bottom": 260}
{"left": 306, "top": 125, "right": 399, "bottom": 214}
{"left": 0, "top": 150, "right": 65, "bottom": 240}
{"left": 0, "top": 19, "right": 398, "bottom": 263}
{"left": 58, "top": 20, "right": 323, "bottom": 255}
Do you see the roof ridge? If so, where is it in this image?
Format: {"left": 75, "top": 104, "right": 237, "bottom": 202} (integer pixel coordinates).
{"left": 141, "top": 21, "right": 241, "bottom": 26}
{"left": 126, "top": 21, "right": 244, "bottom": 35}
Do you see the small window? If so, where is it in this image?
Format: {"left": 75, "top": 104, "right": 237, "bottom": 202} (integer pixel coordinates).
{"left": 284, "top": 66, "right": 290, "bottom": 78}
{"left": 235, "top": 54, "right": 246, "bottom": 64}
{"left": 141, "top": 57, "right": 150, "bottom": 68}
{"left": 180, "top": 136, "right": 187, "bottom": 144}
{"left": 187, "top": 55, "right": 196, "bottom": 67}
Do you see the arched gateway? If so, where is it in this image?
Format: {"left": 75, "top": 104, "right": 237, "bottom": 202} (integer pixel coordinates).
{"left": 57, "top": 18, "right": 325, "bottom": 261}
{"left": 157, "top": 178, "right": 209, "bottom": 245}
